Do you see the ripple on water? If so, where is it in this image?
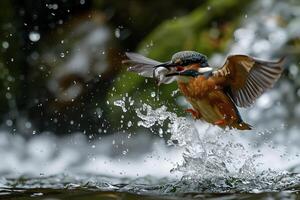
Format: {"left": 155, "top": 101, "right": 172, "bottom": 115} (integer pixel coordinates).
{"left": 1, "top": 172, "right": 300, "bottom": 199}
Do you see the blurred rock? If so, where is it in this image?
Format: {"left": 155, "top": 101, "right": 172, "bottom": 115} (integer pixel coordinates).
{"left": 27, "top": 11, "right": 119, "bottom": 135}
{"left": 40, "top": 12, "right": 110, "bottom": 102}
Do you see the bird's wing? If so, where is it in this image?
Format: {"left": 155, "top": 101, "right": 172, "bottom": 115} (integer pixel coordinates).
{"left": 123, "top": 52, "right": 176, "bottom": 84}
{"left": 123, "top": 52, "right": 161, "bottom": 77}
{"left": 213, "top": 55, "right": 284, "bottom": 107}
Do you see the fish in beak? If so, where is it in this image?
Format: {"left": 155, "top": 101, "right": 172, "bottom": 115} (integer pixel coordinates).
{"left": 124, "top": 52, "right": 178, "bottom": 85}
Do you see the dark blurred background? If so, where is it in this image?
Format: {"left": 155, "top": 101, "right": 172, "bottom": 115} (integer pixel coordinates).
{"left": 0, "top": 0, "right": 298, "bottom": 137}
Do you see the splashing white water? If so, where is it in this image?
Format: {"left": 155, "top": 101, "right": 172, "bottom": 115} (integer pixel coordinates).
{"left": 114, "top": 99, "right": 127, "bottom": 112}
{"left": 132, "top": 101, "right": 300, "bottom": 183}
{"left": 133, "top": 104, "right": 264, "bottom": 179}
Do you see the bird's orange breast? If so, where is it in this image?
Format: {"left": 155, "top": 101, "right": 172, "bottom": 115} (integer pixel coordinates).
{"left": 188, "top": 90, "right": 238, "bottom": 124}
{"left": 178, "top": 76, "right": 251, "bottom": 130}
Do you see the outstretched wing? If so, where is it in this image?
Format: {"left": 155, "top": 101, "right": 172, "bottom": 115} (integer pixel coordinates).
{"left": 123, "top": 52, "right": 176, "bottom": 84}
{"left": 213, "top": 55, "right": 284, "bottom": 107}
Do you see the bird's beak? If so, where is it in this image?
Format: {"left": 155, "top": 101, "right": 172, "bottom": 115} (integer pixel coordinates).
{"left": 153, "top": 61, "right": 177, "bottom": 69}
{"left": 166, "top": 67, "right": 213, "bottom": 77}
{"left": 165, "top": 70, "right": 199, "bottom": 77}
{"left": 152, "top": 61, "right": 177, "bottom": 79}
{"left": 198, "top": 67, "right": 213, "bottom": 73}
{"left": 165, "top": 72, "right": 181, "bottom": 77}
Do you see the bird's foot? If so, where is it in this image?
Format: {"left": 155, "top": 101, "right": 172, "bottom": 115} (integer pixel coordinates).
{"left": 185, "top": 109, "right": 201, "bottom": 119}
{"left": 214, "top": 119, "right": 226, "bottom": 126}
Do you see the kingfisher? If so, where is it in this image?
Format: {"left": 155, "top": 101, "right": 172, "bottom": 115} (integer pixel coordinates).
{"left": 123, "top": 51, "right": 284, "bottom": 130}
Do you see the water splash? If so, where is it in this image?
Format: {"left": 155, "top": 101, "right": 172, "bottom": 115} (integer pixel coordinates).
{"left": 113, "top": 99, "right": 127, "bottom": 112}
{"left": 135, "top": 104, "right": 173, "bottom": 129}
{"left": 134, "top": 104, "right": 263, "bottom": 180}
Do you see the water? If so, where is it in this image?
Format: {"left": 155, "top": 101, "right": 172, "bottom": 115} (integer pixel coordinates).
{"left": 1, "top": 101, "right": 300, "bottom": 199}
{"left": 1, "top": 172, "right": 300, "bottom": 199}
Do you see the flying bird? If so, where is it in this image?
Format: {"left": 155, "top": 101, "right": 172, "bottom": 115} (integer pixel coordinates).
{"left": 124, "top": 51, "right": 284, "bottom": 130}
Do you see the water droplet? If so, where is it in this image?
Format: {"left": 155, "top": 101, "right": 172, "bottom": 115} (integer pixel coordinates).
{"left": 25, "top": 122, "right": 32, "bottom": 129}
{"left": 159, "top": 128, "right": 163, "bottom": 137}
{"left": 115, "top": 28, "right": 121, "bottom": 38}
{"left": 47, "top": 3, "right": 58, "bottom": 10}
{"left": 129, "top": 97, "right": 134, "bottom": 106}
{"left": 114, "top": 100, "right": 127, "bottom": 112}
{"left": 29, "top": 32, "right": 40, "bottom": 42}
{"left": 127, "top": 121, "right": 132, "bottom": 127}
{"left": 30, "top": 193, "right": 43, "bottom": 197}
{"left": 52, "top": 4, "right": 58, "bottom": 9}
{"left": 2, "top": 41, "right": 9, "bottom": 49}
{"left": 96, "top": 108, "right": 102, "bottom": 118}
{"left": 151, "top": 92, "right": 156, "bottom": 98}
{"left": 6, "top": 119, "right": 13, "bottom": 126}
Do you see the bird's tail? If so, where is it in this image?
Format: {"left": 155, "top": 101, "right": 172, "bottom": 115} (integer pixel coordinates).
{"left": 232, "top": 121, "right": 252, "bottom": 130}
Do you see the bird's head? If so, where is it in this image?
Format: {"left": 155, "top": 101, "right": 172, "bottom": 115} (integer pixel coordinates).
{"left": 153, "top": 51, "right": 213, "bottom": 81}
{"left": 171, "top": 51, "right": 209, "bottom": 68}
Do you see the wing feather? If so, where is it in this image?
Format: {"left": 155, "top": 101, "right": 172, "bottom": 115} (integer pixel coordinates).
{"left": 213, "top": 55, "right": 284, "bottom": 107}
{"left": 124, "top": 52, "right": 161, "bottom": 78}
{"left": 123, "top": 52, "right": 176, "bottom": 84}
{"left": 124, "top": 52, "right": 161, "bottom": 66}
